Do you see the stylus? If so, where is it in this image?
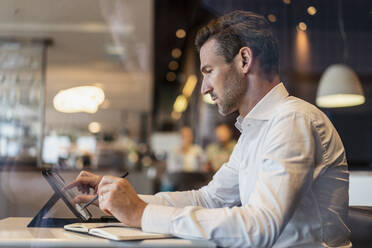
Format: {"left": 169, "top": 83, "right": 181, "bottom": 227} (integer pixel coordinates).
{"left": 81, "top": 172, "right": 129, "bottom": 210}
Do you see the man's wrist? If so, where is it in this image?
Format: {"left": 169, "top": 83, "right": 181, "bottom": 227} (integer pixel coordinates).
{"left": 136, "top": 202, "right": 148, "bottom": 228}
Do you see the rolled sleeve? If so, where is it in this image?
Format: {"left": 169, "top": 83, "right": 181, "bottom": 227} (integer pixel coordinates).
{"left": 141, "top": 204, "right": 179, "bottom": 234}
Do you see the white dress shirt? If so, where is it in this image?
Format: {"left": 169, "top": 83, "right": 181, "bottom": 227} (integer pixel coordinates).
{"left": 140, "top": 83, "right": 351, "bottom": 247}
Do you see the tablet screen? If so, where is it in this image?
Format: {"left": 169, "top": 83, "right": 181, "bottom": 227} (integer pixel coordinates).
{"left": 42, "top": 169, "right": 92, "bottom": 221}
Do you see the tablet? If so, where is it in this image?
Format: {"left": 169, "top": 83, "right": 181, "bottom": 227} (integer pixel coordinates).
{"left": 42, "top": 169, "right": 92, "bottom": 221}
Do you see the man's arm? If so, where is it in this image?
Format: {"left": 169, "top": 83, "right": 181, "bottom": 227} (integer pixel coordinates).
{"left": 141, "top": 112, "right": 315, "bottom": 247}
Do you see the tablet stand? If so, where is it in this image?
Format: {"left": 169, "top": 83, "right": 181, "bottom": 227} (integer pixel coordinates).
{"left": 27, "top": 192, "right": 79, "bottom": 228}
{"left": 27, "top": 186, "right": 119, "bottom": 228}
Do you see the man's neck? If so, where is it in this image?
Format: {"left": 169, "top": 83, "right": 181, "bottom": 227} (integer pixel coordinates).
{"left": 238, "top": 74, "right": 280, "bottom": 117}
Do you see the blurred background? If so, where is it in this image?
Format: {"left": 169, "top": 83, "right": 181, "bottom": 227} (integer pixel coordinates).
{"left": 0, "top": 0, "right": 372, "bottom": 219}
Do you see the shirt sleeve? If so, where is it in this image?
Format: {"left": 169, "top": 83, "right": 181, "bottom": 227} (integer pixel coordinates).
{"left": 141, "top": 112, "right": 316, "bottom": 247}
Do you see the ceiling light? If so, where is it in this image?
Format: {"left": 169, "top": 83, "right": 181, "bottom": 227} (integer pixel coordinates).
{"left": 307, "top": 6, "right": 317, "bottom": 16}
{"left": 173, "top": 94, "right": 188, "bottom": 113}
{"left": 168, "top": 61, "right": 179, "bottom": 71}
{"left": 171, "top": 48, "right": 182, "bottom": 59}
{"left": 53, "top": 86, "right": 105, "bottom": 113}
{"left": 166, "top": 72, "right": 177, "bottom": 82}
{"left": 298, "top": 22, "right": 307, "bottom": 31}
{"left": 316, "top": 64, "right": 365, "bottom": 108}
{"left": 316, "top": 1, "right": 365, "bottom": 108}
{"left": 175, "top": 29, "right": 186, "bottom": 39}
{"left": 88, "top": 122, "right": 101, "bottom": 133}
{"left": 283, "top": 0, "right": 291, "bottom": 5}
{"left": 267, "top": 14, "right": 277, "bottom": 23}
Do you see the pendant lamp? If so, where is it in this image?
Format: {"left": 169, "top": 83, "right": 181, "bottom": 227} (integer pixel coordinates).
{"left": 316, "top": 0, "right": 365, "bottom": 108}
{"left": 316, "top": 64, "right": 365, "bottom": 108}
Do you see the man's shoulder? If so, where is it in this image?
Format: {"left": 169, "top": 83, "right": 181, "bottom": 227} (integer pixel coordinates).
{"left": 273, "top": 96, "right": 325, "bottom": 121}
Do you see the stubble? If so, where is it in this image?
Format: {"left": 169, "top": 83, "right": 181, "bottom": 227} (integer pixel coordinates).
{"left": 218, "top": 67, "right": 246, "bottom": 116}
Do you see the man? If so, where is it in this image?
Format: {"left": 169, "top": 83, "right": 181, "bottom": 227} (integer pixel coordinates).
{"left": 205, "top": 123, "right": 237, "bottom": 172}
{"left": 163, "top": 126, "right": 206, "bottom": 191}
{"left": 166, "top": 126, "right": 205, "bottom": 173}
{"left": 67, "top": 11, "right": 350, "bottom": 247}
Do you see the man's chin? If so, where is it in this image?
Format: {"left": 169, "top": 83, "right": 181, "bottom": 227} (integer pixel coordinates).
{"left": 218, "top": 109, "right": 228, "bottom": 116}
{"left": 217, "top": 104, "right": 235, "bottom": 116}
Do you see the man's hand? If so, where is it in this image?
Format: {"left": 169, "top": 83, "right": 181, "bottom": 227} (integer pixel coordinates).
{"left": 98, "top": 176, "right": 147, "bottom": 228}
{"left": 64, "top": 170, "right": 103, "bottom": 206}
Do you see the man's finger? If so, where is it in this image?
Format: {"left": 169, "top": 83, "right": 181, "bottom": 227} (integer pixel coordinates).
{"left": 98, "top": 194, "right": 113, "bottom": 216}
{"left": 98, "top": 175, "right": 121, "bottom": 188}
{"left": 73, "top": 194, "right": 98, "bottom": 205}
{"left": 64, "top": 176, "right": 98, "bottom": 190}
{"left": 97, "top": 183, "right": 117, "bottom": 196}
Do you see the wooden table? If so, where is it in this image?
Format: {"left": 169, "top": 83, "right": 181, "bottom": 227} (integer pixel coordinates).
{"left": 0, "top": 217, "right": 216, "bottom": 248}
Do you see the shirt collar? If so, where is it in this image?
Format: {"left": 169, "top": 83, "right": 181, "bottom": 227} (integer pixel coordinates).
{"left": 235, "top": 82, "right": 289, "bottom": 133}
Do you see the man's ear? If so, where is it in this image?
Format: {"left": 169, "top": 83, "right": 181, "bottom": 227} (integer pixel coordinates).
{"left": 239, "top": 47, "right": 253, "bottom": 74}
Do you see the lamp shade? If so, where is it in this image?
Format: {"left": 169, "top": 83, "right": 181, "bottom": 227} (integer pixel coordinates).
{"left": 316, "top": 64, "right": 365, "bottom": 108}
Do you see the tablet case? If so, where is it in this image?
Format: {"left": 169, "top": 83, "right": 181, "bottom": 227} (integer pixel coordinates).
{"left": 27, "top": 169, "right": 118, "bottom": 228}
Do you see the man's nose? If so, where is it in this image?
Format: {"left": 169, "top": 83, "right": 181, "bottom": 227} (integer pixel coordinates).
{"left": 201, "top": 79, "right": 212, "bottom": 95}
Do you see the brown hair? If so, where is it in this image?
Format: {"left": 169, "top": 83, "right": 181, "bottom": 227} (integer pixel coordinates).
{"left": 195, "top": 10, "right": 279, "bottom": 81}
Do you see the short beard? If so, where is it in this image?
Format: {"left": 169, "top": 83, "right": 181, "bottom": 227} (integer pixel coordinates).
{"left": 218, "top": 68, "right": 246, "bottom": 116}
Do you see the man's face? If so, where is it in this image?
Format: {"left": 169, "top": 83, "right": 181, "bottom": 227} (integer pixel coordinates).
{"left": 200, "top": 39, "right": 246, "bottom": 116}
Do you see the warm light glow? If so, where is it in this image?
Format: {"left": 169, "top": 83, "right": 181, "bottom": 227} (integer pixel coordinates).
{"left": 175, "top": 29, "right": 186, "bottom": 39}
{"left": 307, "top": 6, "right": 317, "bottom": 16}
{"left": 295, "top": 27, "right": 310, "bottom": 72}
{"left": 168, "top": 61, "right": 179, "bottom": 71}
{"left": 128, "top": 151, "right": 139, "bottom": 163}
{"left": 166, "top": 72, "right": 177, "bottom": 82}
{"left": 53, "top": 86, "right": 105, "bottom": 113}
{"left": 173, "top": 94, "right": 188, "bottom": 113}
{"left": 283, "top": 0, "right": 291, "bottom": 4}
{"left": 88, "top": 122, "right": 101, "bottom": 133}
{"left": 171, "top": 111, "right": 182, "bottom": 120}
{"left": 182, "top": 75, "right": 198, "bottom": 98}
{"left": 171, "top": 48, "right": 182, "bottom": 58}
{"left": 203, "top": 94, "right": 216, "bottom": 105}
{"left": 316, "top": 94, "right": 365, "bottom": 108}
{"left": 267, "top": 14, "right": 277, "bottom": 23}
{"left": 298, "top": 22, "right": 307, "bottom": 31}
